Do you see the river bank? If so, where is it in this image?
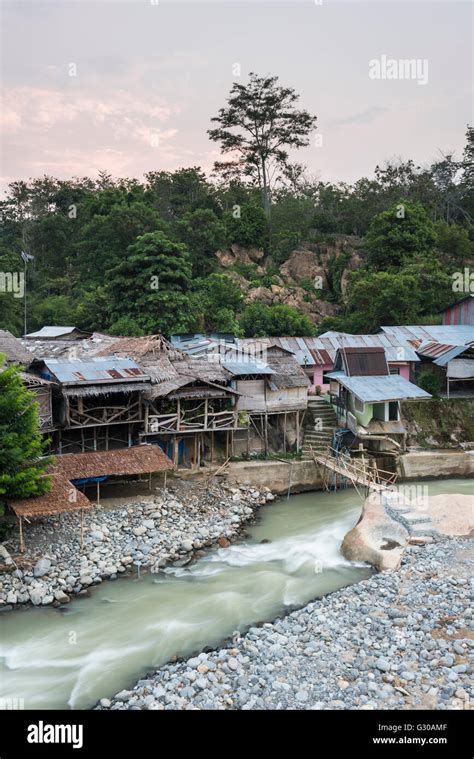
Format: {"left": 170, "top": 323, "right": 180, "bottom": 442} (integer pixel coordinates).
{"left": 98, "top": 537, "right": 473, "bottom": 711}
{"left": 0, "top": 479, "right": 274, "bottom": 610}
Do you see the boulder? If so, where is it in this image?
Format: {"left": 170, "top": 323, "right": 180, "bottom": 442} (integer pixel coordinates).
{"left": 342, "top": 493, "right": 409, "bottom": 571}
{"left": 33, "top": 558, "right": 52, "bottom": 578}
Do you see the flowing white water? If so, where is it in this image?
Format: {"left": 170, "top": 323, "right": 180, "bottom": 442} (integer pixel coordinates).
{"left": 0, "top": 479, "right": 469, "bottom": 710}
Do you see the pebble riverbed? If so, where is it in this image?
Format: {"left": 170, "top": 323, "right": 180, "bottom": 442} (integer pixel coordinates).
{"left": 97, "top": 538, "right": 473, "bottom": 711}
{"left": 0, "top": 480, "right": 272, "bottom": 610}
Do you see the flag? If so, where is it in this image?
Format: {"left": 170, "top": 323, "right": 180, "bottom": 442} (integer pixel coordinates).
{"left": 21, "top": 251, "right": 34, "bottom": 263}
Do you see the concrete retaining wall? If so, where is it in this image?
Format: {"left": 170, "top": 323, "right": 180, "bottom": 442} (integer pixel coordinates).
{"left": 399, "top": 450, "right": 474, "bottom": 479}
{"left": 227, "top": 459, "right": 323, "bottom": 495}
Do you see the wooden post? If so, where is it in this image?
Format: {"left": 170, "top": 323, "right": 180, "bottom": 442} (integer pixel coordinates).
{"left": 105, "top": 424, "right": 109, "bottom": 451}
{"left": 80, "top": 508, "right": 84, "bottom": 549}
{"left": 197, "top": 434, "right": 201, "bottom": 468}
{"left": 283, "top": 412, "right": 287, "bottom": 453}
{"left": 211, "top": 431, "right": 215, "bottom": 464}
{"left": 296, "top": 410, "right": 300, "bottom": 453}
{"left": 177, "top": 398, "right": 181, "bottom": 430}
{"left": 173, "top": 435, "right": 178, "bottom": 465}
{"left": 264, "top": 413, "right": 268, "bottom": 456}
{"left": 204, "top": 398, "right": 208, "bottom": 430}
{"left": 93, "top": 426, "right": 97, "bottom": 452}
{"left": 247, "top": 423, "right": 250, "bottom": 457}
{"left": 225, "top": 431, "right": 229, "bottom": 459}
{"left": 163, "top": 470, "right": 167, "bottom": 495}
{"left": 148, "top": 471, "right": 152, "bottom": 490}
{"left": 193, "top": 434, "right": 197, "bottom": 469}
{"left": 96, "top": 480, "right": 101, "bottom": 505}
{"left": 19, "top": 516, "right": 24, "bottom": 553}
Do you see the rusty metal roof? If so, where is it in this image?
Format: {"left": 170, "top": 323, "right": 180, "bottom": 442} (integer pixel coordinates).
{"left": 336, "top": 347, "right": 389, "bottom": 376}
{"left": 40, "top": 357, "right": 149, "bottom": 385}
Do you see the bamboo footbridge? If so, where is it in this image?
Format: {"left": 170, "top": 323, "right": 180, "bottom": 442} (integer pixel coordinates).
{"left": 309, "top": 445, "right": 398, "bottom": 497}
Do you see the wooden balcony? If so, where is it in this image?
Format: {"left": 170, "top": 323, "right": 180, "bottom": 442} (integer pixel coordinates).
{"left": 146, "top": 408, "right": 239, "bottom": 434}
{"left": 66, "top": 397, "right": 143, "bottom": 429}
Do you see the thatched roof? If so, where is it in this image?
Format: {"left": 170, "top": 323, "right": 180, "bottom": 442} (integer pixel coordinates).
{"left": 62, "top": 382, "right": 150, "bottom": 398}
{"left": 51, "top": 444, "right": 175, "bottom": 480}
{"left": 0, "top": 330, "right": 31, "bottom": 366}
{"left": 99, "top": 334, "right": 231, "bottom": 388}
{"left": 9, "top": 475, "right": 91, "bottom": 518}
{"left": 173, "top": 356, "right": 231, "bottom": 384}
{"left": 266, "top": 354, "right": 311, "bottom": 391}
{"left": 8, "top": 445, "right": 174, "bottom": 518}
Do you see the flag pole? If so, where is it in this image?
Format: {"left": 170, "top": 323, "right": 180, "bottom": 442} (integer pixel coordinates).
{"left": 24, "top": 256, "right": 27, "bottom": 337}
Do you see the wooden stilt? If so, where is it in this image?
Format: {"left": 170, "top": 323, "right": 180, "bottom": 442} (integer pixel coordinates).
{"left": 96, "top": 480, "right": 100, "bottom": 505}
{"left": 163, "top": 470, "right": 167, "bottom": 495}
{"left": 197, "top": 435, "right": 201, "bottom": 468}
{"left": 105, "top": 425, "right": 109, "bottom": 451}
{"left": 19, "top": 516, "right": 24, "bottom": 553}
{"left": 296, "top": 410, "right": 300, "bottom": 453}
{"left": 173, "top": 435, "right": 178, "bottom": 465}
{"left": 148, "top": 471, "right": 152, "bottom": 490}
{"left": 225, "top": 431, "right": 229, "bottom": 460}
{"left": 264, "top": 413, "right": 268, "bottom": 456}
{"left": 80, "top": 508, "right": 84, "bottom": 549}
{"left": 211, "top": 431, "right": 215, "bottom": 464}
{"left": 283, "top": 412, "right": 287, "bottom": 453}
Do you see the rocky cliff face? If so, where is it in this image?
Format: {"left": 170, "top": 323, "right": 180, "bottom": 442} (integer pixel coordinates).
{"left": 216, "top": 235, "right": 365, "bottom": 325}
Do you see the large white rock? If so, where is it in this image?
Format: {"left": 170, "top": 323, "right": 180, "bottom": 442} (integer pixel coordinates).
{"left": 33, "top": 558, "right": 52, "bottom": 578}
{"left": 342, "top": 493, "right": 409, "bottom": 571}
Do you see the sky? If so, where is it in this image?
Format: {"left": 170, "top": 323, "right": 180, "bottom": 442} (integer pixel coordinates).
{"left": 0, "top": 0, "right": 472, "bottom": 194}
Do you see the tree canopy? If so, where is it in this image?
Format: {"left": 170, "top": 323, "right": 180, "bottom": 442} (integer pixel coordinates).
{"left": 0, "top": 357, "right": 52, "bottom": 514}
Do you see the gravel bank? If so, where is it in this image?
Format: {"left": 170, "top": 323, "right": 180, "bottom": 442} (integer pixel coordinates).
{"left": 0, "top": 480, "right": 274, "bottom": 610}
{"left": 98, "top": 538, "right": 473, "bottom": 711}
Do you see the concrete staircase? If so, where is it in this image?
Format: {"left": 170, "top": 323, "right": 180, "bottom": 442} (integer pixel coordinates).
{"left": 302, "top": 396, "right": 338, "bottom": 457}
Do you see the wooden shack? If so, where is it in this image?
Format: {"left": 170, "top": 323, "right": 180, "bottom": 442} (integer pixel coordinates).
{"left": 29, "top": 357, "right": 151, "bottom": 453}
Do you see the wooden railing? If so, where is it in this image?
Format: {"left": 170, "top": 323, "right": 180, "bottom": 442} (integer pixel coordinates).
{"left": 68, "top": 399, "right": 142, "bottom": 428}
{"left": 147, "top": 409, "right": 239, "bottom": 434}
{"left": 311, "top": 444, "right": 398, "bottom": 493}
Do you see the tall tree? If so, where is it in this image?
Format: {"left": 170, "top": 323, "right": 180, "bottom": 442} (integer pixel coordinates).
{"left": 107, "top": 231, "right": 192, "bottom": 335}
{"left": 0, "top": 357, "right": 52, "bottom": 513}
{"left": 175, "top": 209, "right": 226, "bottom": 277}
{"left": 208, "top": 73, "right": 317, "bottom": 222}
{"left": 364, "top": 200, "right": 437, "bottom": 271}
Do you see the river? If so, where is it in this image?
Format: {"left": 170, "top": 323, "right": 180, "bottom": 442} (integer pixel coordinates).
{"left": 0, "top": 478, "right": 471, "bottom": 710}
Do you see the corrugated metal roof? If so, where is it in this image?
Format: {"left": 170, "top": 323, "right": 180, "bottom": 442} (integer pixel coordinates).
{"left": 43, "top": 357, "right": 149, "bottom": 385}
{"left": 25, "top": 326, "right": 90, "bottom": 338}
{"left": 447, "top": 359, "right": 474, "bottom": 379}
{"left": 328, "top": 374, "right": 431, "bottom": 403}
{"left": 433, "top": 345, "right": 473, "bottom": 367}
{"left": 381, "top": 324, "right": 474, "bottom": 346}
{"left": 315, "top": 332, "right": 419, "bottom": 363}
{"left": 223, "top": 360, "right": 275, "bottom": 376}
{"left": 341, "top": 347, "right": 389, "bottom": 376}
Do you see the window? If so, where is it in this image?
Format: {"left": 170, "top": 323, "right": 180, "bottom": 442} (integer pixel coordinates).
{"left": 389, "top": 401, "right": 399, "bottom": 421}
{"left": 389, "top": 367, "right": 400, "bottom": 375}
{"left": 354, "top": 397, "right": 364, "bottom": 413}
